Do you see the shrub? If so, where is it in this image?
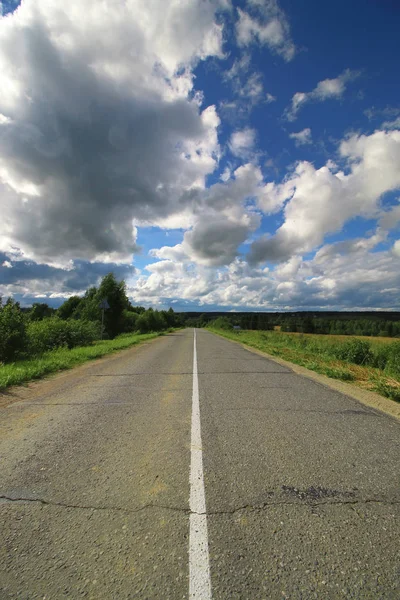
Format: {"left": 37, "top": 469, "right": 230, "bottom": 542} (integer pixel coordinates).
{"left": 210, "top": 317, "right": 232, "bottom": 330}
{"left": 67, "top": 319, "right": 99, "bottom": 348}
{"left": 383, "top": 342, "right": 400, "bottom": 377}
{"left": 333, "top": 338, "right": 373, "bottom": 365}
{"left": 370, "top": 344, "right": 393, "bottom": 370}
{"left": 136, "top": 309, "right": 167, "bottom": 333}
{"left": 27, "top": 318, "right": 98, "bottom": 356}
{"left": 122, "top": 309, "right": 138, "bottom": 332}
{"left": 57, "top": 296, "right": 82, "bottom": 320}
{"left": 0, "top": 298, "right": 28, "bottom": 363}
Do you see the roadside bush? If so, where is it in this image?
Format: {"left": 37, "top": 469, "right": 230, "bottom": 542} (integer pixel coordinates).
{"left": 382, "top": 342, "right": 400, "bottom": 377}
{"left": 333, "top": 338, "right": 373, "bottom": 365}
{"left": 0, "top": 298, "right": 27, "bottom": 363}
{"left": 210, "top": 317, "right": 232, "bottom": 331}
{"left": 136, "top": 309, "right": 167, "bottom": 333}
{"left": 121, "top": 309, "right": 138, "bottom": 332}
{"left": 27, "top": 318, "right": 98, "bottom": 355}
{"left": 67, "top": 319, "right": 99, "bottom": 348}
{"left": 371, "top": 344, "right": 393, "bottom": 370}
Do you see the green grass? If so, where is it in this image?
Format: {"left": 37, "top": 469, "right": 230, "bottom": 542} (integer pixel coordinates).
{"left": 0, "top": 332, "right": 163, "bottom": 390}
{"left": 208, "top": 328, "right": 400, "bottom": 403}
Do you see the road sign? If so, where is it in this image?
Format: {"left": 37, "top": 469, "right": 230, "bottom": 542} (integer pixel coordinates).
{"left": 98, "top": 299, "right": 110, "bottom": 310}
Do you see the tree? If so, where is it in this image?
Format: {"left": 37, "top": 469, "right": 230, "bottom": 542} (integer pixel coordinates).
{"left": 57, "top": 296, "right": 82, "bottom": 320}
{"left": 97, "top": 273, "right": 130, "bottom": 338}
{"left": 162, "top": 307, "right": 177, "bottom": 328}
{"left": 29, "top": 302, "right": 56, "bottom": 321}
{"left": 0, "top": 297, "right": 27, "bottom": 362}
{"left": 122, "top": 309, "right": 138, "bottom": 332}
{"left": 210, "top": 316, "right": 232, "bottom": 330}
{"left": 79, "top": 287, "right": 101, "bottom": 323}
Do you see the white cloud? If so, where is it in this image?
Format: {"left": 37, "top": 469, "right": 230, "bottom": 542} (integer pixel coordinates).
{"left": 182, "top": 214, "right": 258, "bottom": 266}
{"left": 223, "top": 55, "right": 266, "bottom": 110}
{"left": 220, "top": 167, "right": 231, "bottom": 182}
{"left": 236, "top": 0, "right": 296, "bottom": 61}
{"left": 285, "top": 69, "right": 359, "bottom": 121}
{"left": 0, "top": 0, "right": 227, "bottom": 266}
{"left": 382, "top": 117, "right": 400, "bottom": 130}
{"left": 149, "top": 162, "right": 287, "bottom": 268}
{"left": 249, "top": 129, "right": 400, "bottom": 264}
{"left": 392, "top": 240, "right": 400, "bottom": 257}
{"left": 379, "top": 203, "right": 400, "bottom": 229}
{"left": 130, "top": 237, "right": 400, "bottom": 310}
{"left": 224, "top": 54, "right": 252, "bottom": 81}
{"left": 265, "top": 93, "right": 276, "bottom": 103}
{"left": 289, "top": 128, "right": 312, "bottom": 146}
{"left": 229, "top": 128, "right": 256, "bottom": 158}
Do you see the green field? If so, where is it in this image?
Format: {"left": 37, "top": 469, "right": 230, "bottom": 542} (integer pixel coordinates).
{"left": 0, "top": 331, "right": 162, "bottom": 391}
{"left": 209, "top": 328, "right": 400, "bottom": 403}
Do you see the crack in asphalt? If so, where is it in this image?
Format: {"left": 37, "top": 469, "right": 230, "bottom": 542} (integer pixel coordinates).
{"left": 206, "top": 498, "right": 400, "bottom": 516}
{"left": 0, "top": 495, "right": 190, "bottom": 515}
{"left": 2, "top": 495, "right": 399, "bottom": 517}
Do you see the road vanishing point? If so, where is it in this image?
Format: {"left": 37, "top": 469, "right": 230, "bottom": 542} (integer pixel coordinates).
{"left": 1, "top": 328, "right": 399, "bottom": 599}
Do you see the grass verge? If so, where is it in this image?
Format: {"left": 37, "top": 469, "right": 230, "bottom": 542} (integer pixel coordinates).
{"left": 0, "top": 331, "right": 163, "bottom": 390}
{"left": 208, "top": 328, "right": 400, "bottom": 403}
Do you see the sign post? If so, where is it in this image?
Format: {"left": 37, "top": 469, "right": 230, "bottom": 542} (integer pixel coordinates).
{"left": 98, "top": 299, "right": 110, "bottom": 340}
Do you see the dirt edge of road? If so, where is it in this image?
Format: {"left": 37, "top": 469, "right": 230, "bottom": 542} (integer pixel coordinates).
{"left": 209, "top": 331, "right": 400, "bottom": 421}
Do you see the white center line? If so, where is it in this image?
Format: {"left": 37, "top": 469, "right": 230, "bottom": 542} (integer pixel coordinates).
{"left": 189, "top": 328, "right": 212, "bottom": 600}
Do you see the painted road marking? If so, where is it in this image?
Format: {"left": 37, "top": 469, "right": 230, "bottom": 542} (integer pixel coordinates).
{"left": 189, "top": 329, "right": 212, "bottom": 600}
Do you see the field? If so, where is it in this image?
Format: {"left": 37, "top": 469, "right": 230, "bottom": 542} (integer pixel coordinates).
{"left": 274, "top": 328, "right": 399, "bottom": 344}
{"left": 0, "top": 331, "right": 162, "bottom": 391}
{"left": 209, "top": 328, "right": 400, "bottom": 403}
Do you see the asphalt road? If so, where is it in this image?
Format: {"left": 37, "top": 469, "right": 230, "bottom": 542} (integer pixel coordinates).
{"left": 1, "top": 328, "right": 399, "bottom": 599}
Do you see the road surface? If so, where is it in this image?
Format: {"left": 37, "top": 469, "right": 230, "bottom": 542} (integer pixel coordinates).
{"left": 1, "top": 328, "right": 399, "bottom": 599}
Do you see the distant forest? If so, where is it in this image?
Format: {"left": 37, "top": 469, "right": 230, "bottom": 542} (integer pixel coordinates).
{"left": 182, "top": 311, "right": 400, "bottom": 338}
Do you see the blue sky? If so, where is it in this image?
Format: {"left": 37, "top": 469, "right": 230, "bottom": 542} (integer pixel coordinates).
{"left": 0, "top": 0, "right": 399, "bottom": 310}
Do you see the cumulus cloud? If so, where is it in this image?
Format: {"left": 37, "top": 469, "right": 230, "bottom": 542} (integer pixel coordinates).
{"left": 223, "top": 54, "right": 267, "bottom": 110}
{"left": 229, "top": 128, "right": 256, "bottom": 158}
{"left": 131, "top": 239, "right": 400, "bottom": 311}
{"left": 0, "top": 0, "right": 227, "bottom": 266}
{"left": 285, "top": 69, "right": 359, "bottom": 121}
{"left": 249, "top": 130, "right": 400, "bottom": 264}
{"left": 151, "top": 163, "right": 271, "bottom": 267}
{"left": 236, "top": 0, "right": 296, "bottom": 61}
{"left": 382, "top": 117, "right": 400, "bottom": 130}
{"left": 182, "top": 215, "right": 257, "bottom": 266}
{"left": 289, "top": 128, "right": 312, "bottom": 146}
{"left": 0, "top": 252, "right": 134, "bottom": 299}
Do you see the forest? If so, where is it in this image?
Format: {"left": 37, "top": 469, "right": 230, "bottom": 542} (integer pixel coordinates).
{"left": 184, "top": 311, "right": 400, "bottom": 337}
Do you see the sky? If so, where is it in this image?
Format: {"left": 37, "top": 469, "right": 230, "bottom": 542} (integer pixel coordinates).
{"left": 0, "top": 0, "right": 399, "bottom": 311}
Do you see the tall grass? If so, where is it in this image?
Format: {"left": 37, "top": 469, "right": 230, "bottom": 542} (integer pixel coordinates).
{"left": 208, "top": 328, "right": 400, "bottom": 402}
{"left": 0, "top": 332, "right": 161, "bottom": 390}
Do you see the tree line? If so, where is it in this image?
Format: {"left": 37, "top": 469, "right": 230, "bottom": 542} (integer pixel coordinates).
{"left": 184, "top": 311, "right": 400, "bottom": 337}
{"left": 0, "top": 273, "right": 182, "bottom": 364}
